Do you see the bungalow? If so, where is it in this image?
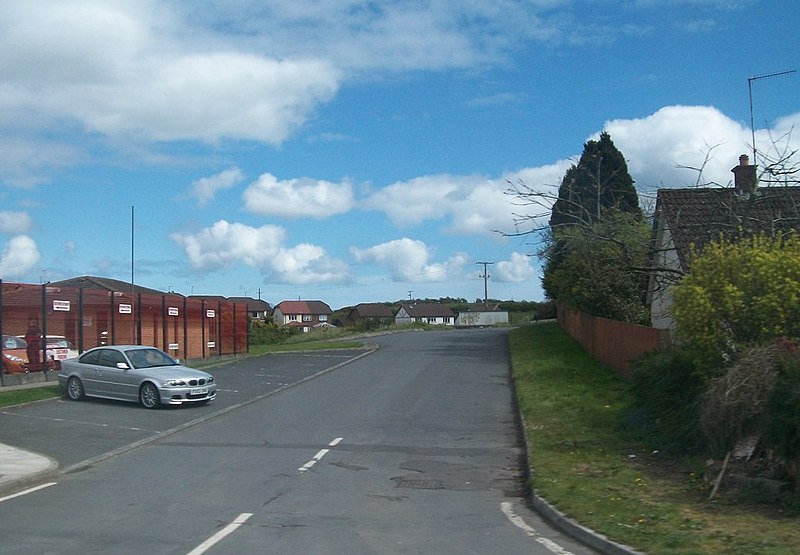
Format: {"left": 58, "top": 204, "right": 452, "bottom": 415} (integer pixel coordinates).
{"left": 273, "top": 300, "right": 333, "bottom": 332}
{"left": 647, "top": 155, "right": 800, "bottom": 330}
{"left": 395, "top": 303, "right": 455, "bottom": 326}
{"left": 344, "top": 303, "right": 395, "bottom": 328}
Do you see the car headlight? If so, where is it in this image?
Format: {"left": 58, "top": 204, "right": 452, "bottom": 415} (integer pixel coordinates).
{"left": 4, "top": 353, "right": 24, "bottom": 362}
{"left": 162, "top": 379, "right": 186, "bottom": 387}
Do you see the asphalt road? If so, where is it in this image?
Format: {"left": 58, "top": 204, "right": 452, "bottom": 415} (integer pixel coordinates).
{"left": 0, "top": 329, "right": 596, "bottom": 554}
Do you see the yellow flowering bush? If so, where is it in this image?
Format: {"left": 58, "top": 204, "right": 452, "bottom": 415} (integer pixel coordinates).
{"left": 672, "top": 233, "right": 800, "bottom": 374}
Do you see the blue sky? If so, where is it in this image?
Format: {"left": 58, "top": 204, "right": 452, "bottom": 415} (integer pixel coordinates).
{"left": 0, "top": 0, "right": 798, "bottom": 309}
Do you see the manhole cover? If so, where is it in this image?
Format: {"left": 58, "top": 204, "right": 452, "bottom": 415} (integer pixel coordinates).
{"left": 393, "top": 478, "right": 444, "bottom": 490}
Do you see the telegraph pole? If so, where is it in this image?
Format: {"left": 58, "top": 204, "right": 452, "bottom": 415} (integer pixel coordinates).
{"left": 476, "top": 261, "right": 494, "bottom": 305}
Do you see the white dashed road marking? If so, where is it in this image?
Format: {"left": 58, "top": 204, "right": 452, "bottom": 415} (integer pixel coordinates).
{"left": 298, "top": 437, "right": 343, "bottom": 472}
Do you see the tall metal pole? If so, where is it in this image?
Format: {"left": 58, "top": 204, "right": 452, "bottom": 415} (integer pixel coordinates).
{"left": 131, "top": 205, "right": 137, "bottom": 343}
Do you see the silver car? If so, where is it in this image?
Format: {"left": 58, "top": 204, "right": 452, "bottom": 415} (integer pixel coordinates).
{"left": 58, "top": 345, "right": 217, "bottom": 409}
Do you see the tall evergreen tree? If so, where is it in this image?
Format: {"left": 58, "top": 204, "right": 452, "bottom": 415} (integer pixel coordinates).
{"left": 549, "top": 132, "right": 641, "bottom": 229}
{"left": 542, "top": 132, "right": 648, "bottom": 320}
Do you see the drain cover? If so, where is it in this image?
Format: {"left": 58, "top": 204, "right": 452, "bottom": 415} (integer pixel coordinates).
{"left": 393, "top": 478, "right": 444, "bottom": 490}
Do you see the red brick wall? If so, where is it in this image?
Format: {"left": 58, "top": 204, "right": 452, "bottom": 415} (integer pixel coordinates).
{"left": 557, "top": 304, "right": 671, "bottom": 377}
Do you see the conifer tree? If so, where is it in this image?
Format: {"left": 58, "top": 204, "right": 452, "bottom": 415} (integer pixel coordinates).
{"left": 549, "top": 132, "right": 641, "bottom": 229}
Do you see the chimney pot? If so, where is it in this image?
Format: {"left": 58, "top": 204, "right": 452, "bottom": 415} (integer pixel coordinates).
{"left": 739, "top": 154, "right": 749, "bottom": 166}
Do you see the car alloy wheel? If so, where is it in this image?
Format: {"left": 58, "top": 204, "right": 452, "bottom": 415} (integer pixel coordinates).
{"left": 66, "top": 376, "right": 85, "bottom": 401}
{"left": 139, "top": 382, "right": 161, "bottom": 409}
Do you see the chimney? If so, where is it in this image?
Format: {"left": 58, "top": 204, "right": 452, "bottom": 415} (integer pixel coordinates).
{"left": 732, "top": 154, "right": 757, "bottom": 195}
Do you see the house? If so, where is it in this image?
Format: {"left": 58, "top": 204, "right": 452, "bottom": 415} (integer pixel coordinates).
{"left": 343, "top": 303, "right": 395, "bottom": 328}
{"left": 455, "top": 303, "right": 509, "bottom": 327}
{"left": 394, "top": 303, "right": 455, "bottom": 326}
{"left": 647, "top": 155, "right": 800, "bottom": 330}
{"left": 227, "top": 297, "right": 273, "bottom": 321}
{"left": 273, "top": 300, "right": 333, "bottom": 332}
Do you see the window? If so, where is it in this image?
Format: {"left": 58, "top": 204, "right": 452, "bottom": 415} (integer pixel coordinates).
{"left": 98, "top": 349, "right": 126, "bottom": 368}
{"left": 303, "top": 314, "right": 312, "bottom": 322}
{"left": 319, "top": 314, "right": 328, "bottom": 322}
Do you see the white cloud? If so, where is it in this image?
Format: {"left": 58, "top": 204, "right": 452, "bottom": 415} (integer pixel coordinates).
{"left": 361, "top": 162, "right": 571, "bottom": 237}
{"left": 189, "top": 167, "right": 245, "bottom": 207}
{"left": 0, "top": 2, "right": 340, "bottom": 146}
{"left": 171, "top": 220, "right": 286, "bottom": 270}
{"left": 0, "top": 137, "right": 85, "bottom": 188}
{"left": 494, "top": 252, "right": 538, "bottom": 283}
{"left": 602, "top": 105, "right": 783, "bottom": 190}
{"left": 243, "top": 173, "right": 354, "bottom": 218}
{"left": 0, "top": 235, "right": 41, "bottom": 278}
{"left": 351, "top": 238, "right": 468, "bottom": 282}
{"left": 272, "top": 244, "right": 352, "bottom": 285}
{"left": 0, "top": 211, "right": 33, "bottom": 233}
{"left": 170, "top": 219, "right": 350, "bottom": 284}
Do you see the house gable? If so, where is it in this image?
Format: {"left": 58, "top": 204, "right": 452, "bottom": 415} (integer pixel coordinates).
{"left": 273, "top": 300, "right": 333, "bottom": 331}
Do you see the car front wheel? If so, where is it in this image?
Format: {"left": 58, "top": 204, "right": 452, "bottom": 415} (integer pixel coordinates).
{"left": 139, "top": 382, "right": 161, "bottom": 409}
{"left": 66, "top": 376, "right": 85, "bottom": 401}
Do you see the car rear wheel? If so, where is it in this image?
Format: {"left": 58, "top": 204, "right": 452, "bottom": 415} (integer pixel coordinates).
{"left": 139, "top": 382, "right": 161, "bottom": 409}
{"left": 66, "top": 376, "right": 85, "bottom": 401}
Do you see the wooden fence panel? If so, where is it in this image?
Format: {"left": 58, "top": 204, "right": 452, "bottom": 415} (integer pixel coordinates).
{"left": 557, "top": 304, "right": 671, "bottom": 377}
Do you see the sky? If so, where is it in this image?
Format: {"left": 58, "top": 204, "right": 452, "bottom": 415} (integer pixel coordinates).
{"left": 0, "top": 0, "right": 798, "bottom": 310}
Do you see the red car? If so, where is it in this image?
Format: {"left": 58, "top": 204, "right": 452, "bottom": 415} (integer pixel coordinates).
{"left": 2, "top": 335, "right": 30, "bottom": 374}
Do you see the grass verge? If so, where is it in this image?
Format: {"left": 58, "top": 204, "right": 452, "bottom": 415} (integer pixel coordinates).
{"left": 0, "top": 385, "right": 61, "bottom": 408}
{"left": 510, "top": 323, "right": 800, "bottom": 554}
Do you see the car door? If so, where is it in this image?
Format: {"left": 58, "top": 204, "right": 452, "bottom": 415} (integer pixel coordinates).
{"left": 97, "top": 349, "right": 137, "bottom": 401}
{"left": 75, "top": 349, "right": 104, "bottom": 396}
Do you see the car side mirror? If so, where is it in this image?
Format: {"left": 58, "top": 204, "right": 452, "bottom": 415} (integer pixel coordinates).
{"left": 116, "top": 362, "right": 130, "bottom": 370}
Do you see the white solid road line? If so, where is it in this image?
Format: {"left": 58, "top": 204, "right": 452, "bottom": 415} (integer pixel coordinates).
{"left": 501, "top": 501, "right": 575, "bottom": 555}
{"left": 0, "top": 482, "right": 57, "bottom": 503}
{"left": 186, "top": 512, "right": 253, "bottom": 555}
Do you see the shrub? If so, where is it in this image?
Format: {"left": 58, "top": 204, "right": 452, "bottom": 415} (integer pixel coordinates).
{"left": 672, "top": 233, "right": 800, "bottom": 374}
{"left": 765, "top": 348, "right": 800, "bottom": 490}
{"left": 627, "top": 348, "right": 707, "bottom": 453}
{"left": 249, "top": 320, "right": 298, "bottom": 345}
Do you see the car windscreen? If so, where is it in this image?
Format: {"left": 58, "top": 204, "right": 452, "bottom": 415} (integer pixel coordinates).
{"left": 125, "top": 348, "right": 179, "bottom": 369}
{"left": 3, "top": 336, "right": 26, "bottom": 349}
{"left": 47, "top": 339, "right": 71, "bottom": 348}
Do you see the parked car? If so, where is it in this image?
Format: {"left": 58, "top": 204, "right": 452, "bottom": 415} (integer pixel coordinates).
{"left": 58, "top": 345, "right": 217, "bottom": 409}
{"left": 44, "top": 335, "right": 79, "bottom": 369}
{"left": 2, "top": 335, "right": 29, "bottom": 374}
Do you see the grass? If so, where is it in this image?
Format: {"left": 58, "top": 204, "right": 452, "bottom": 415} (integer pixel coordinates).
{"left": 0, "top": 384, "right": 61, "bottom": 408}
{"left": 510, "top": 323, "right": 800, "bottom": 554}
